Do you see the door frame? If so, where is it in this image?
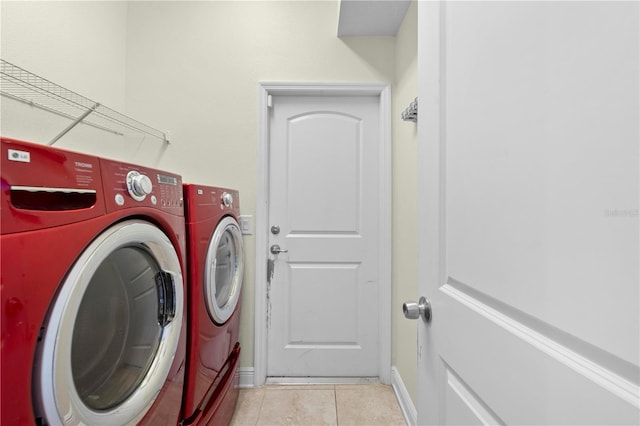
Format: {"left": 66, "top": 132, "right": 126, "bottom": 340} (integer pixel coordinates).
{"left": 254, "top": 82, "right": 392, "bottom": 387}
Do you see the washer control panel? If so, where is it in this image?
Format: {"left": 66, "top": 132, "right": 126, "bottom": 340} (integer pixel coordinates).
{"left": 100, "top": 159, "right": 183, "bottom": 215}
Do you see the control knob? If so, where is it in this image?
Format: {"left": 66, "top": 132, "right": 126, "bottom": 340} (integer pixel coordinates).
{"left": 222, "top": 192, "right": 233, "bottom": 207}
{"left": 127, "top": 171, "right": 153, "bottom": 201}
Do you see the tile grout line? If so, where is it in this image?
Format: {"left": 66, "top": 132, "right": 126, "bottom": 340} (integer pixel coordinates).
{"left": 254, "top": 387, "right": 267, "bottom": 426}
{"left": 334, "top": 385, "right": 340, "bottom": 425}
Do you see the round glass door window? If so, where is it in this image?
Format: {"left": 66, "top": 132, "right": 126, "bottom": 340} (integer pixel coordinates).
{"left": 72, "top": 246, "right": 162, "bottom": 410}
{"left": 205, "top": 216, "right": 245, "bottom": 324}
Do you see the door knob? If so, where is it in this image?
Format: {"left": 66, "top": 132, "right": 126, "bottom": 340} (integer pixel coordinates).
{"left": 403, "top": 296, "right": 432, "bottom": 322}
{"left": 270, "top": 244, "right": 288, "bottom": 254}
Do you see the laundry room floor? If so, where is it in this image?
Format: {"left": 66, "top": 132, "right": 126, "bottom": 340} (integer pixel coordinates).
{"left": 230, "top": 383, "right": 406, "bottom": 425}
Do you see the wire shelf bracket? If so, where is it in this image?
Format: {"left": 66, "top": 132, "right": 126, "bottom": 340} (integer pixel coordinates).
{"left": 0, "top": 59, "right": 170, "bottom": 146}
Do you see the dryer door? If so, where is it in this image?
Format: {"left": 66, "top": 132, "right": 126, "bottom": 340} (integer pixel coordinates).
{"left": 34, "top": 220, "right": 184, "bottom": 426}
{"left": 205, "top": 216, "right": 245, "bottom": 324}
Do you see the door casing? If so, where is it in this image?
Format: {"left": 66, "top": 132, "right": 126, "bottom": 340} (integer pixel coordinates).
{"left": 254, "top": 82, "right": 392, "bottom": 386}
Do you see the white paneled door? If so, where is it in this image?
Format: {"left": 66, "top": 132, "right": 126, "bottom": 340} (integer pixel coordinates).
{"left": 266, "top": 94, "right": 383, "bottom": 377}
{"left": 416, "top": 1, "right": 639, "bottom": 424}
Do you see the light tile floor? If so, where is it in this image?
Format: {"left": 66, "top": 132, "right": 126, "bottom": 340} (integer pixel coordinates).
{"left": 230, "top": 384, "right": 407, "bottom": 426}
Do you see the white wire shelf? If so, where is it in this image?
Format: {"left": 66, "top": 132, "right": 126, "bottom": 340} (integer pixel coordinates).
{"left": 0, "top": 59, "right": 169, "bottom": 145}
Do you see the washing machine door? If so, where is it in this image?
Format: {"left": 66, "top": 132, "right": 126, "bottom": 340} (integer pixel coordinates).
{"left": 34, "top": 220, "right": 184, "bottom": 426}
{"left": 204, "top": 216, "right": 244, "bottom": 324}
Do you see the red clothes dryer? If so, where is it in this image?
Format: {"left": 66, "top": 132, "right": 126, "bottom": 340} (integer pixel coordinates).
{"left": 1, "top": 137, "right": 187, "bottom": 425}
{"left": 182, "top": 184, "right": 244, "bottom": 425}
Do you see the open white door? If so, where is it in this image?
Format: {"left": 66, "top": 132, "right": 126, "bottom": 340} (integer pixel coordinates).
{"left": 415, "top": 1, "right": 639, "bottom": 424}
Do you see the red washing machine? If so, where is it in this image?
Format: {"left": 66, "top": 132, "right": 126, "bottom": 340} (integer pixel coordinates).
{"left": 181, "top": 184, "right": 244, "bottom": 426}
{"left": 1, "top": 137, "right": 187, "bottom": 425}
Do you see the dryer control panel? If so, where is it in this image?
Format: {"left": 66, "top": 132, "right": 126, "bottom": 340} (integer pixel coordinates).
{"left": 100, "top": 159, "right": 184, "bottom": 216}
{"left": 183, "top": 184, "right": 240, "bottom": 223}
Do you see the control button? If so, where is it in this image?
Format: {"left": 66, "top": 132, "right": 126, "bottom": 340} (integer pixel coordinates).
{"left": 115, "top": 193, "right": 125, "bottom": 206}
{"left": 150, "top": 195, "right": 157, "bottom": 205}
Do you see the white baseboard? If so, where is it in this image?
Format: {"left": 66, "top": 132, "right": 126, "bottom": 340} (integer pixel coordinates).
{"left": 237, "top": 367, "right": 255, "bottom": 388}
{"left": 266, "top": 377, "right": 381, "bottom": 385}
{"left": 391, "top": 366, "right": 417, "bottom": 426}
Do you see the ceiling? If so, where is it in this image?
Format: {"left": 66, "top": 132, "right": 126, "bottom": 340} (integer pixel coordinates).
{"left": 337, "top": 0, "right": 411, "bottom": 37}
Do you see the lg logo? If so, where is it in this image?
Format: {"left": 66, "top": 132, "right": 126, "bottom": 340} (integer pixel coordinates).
{"left": 7, "top": 149, "right": 30, "bottom": 163}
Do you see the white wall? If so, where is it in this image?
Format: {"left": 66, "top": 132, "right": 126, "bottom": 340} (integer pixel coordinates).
{"left": 1, "top": 0, "right": 418, "bottom": 398}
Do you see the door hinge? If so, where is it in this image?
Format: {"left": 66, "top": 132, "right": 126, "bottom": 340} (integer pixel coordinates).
{"left": 267, "top": 94, "right": 273, "bottom": 108}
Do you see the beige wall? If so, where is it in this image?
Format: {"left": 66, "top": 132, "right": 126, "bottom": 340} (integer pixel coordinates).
{"left": 1, "top": 0, "right": 417, "bottom": 404}
{"left": 1, "top": 1, "right": 130, "bottom": 158}
{"left": 392, "top": 1, "right": 418, "bottom": 406}
{"left": 123, "top": 0, "right": 398, "bottom": 372}
{"left": 1, "top": 1, "right": 128, "bottom": 109}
